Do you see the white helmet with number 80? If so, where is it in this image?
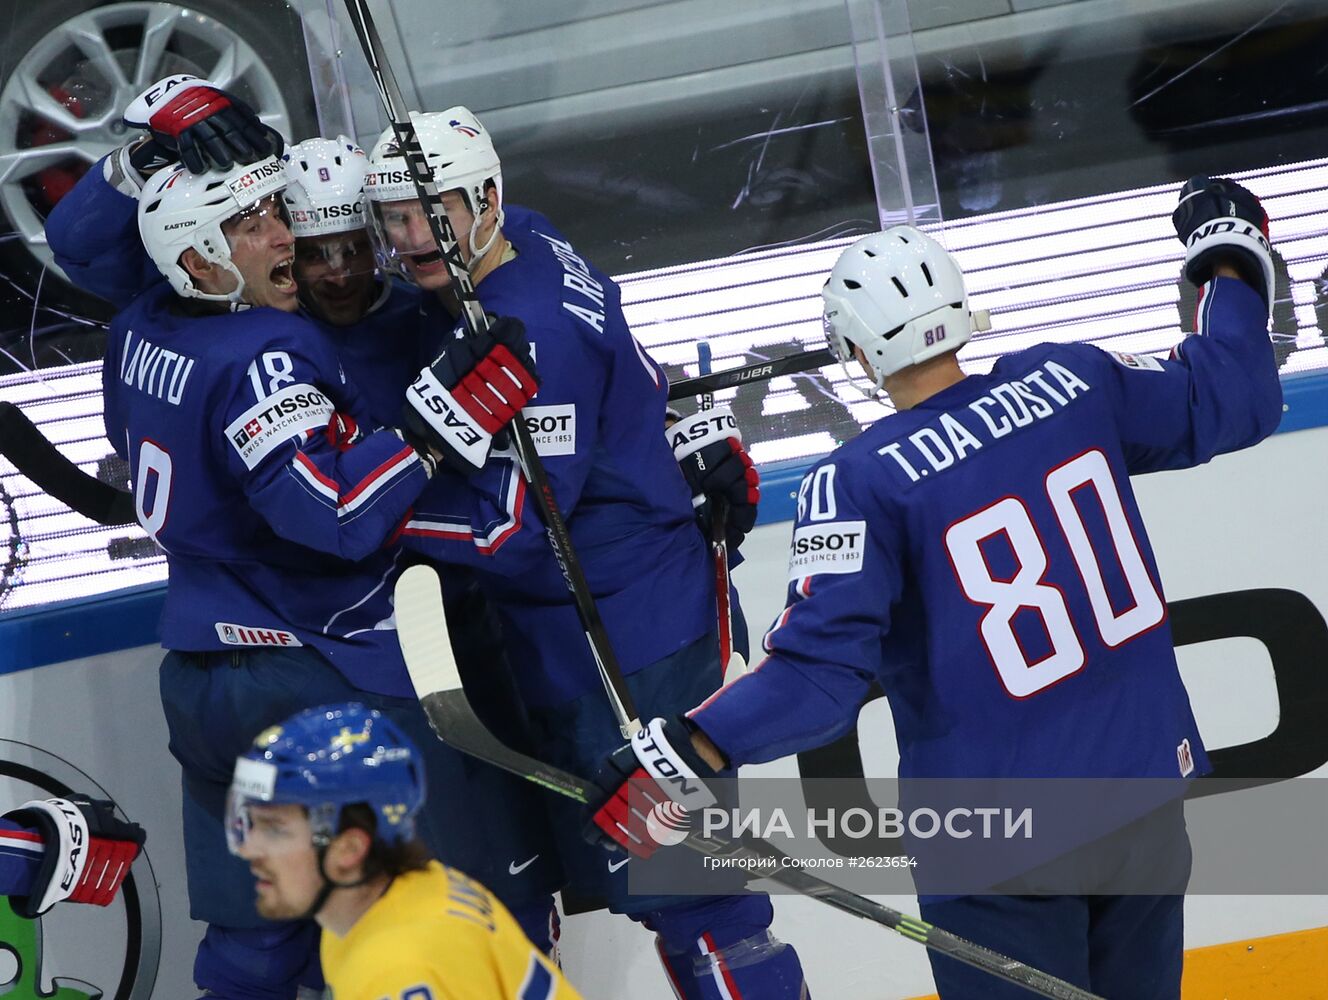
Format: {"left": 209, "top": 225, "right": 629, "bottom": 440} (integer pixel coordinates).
{"left": 822, "top": 226, "right": 972, "bottom": 393}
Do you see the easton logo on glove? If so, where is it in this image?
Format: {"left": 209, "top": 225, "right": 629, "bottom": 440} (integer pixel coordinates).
{"left": 402, "top": 316, "right": 540, "bottom": 475}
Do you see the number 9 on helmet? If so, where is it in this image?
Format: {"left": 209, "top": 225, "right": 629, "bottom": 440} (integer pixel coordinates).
{"left": 226, "top": 703, "right": 425, "bottom": 855}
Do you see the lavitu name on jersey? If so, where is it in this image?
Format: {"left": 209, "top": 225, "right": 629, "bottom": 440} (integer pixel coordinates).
{"left": 878, "top": 359, "right": 1090, "bottom": 483}
{"left": 788, "top": 520, "right": 867, "bottom": 579}
{"left": 225, "top": 383, "right": 334, "bottom": 469}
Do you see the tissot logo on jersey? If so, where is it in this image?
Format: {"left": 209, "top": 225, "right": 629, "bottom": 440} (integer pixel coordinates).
{"left": 523, "top": 404, "right": 577, "bottom": 456}
{"left": 788, "top": 521, "right": 867, "bottom": 579}
{"left": 1110, "top": 351, "right": 1165, "bottom": 373}
{"left": 225, "top": 383, "right": 335, "bottom": 469}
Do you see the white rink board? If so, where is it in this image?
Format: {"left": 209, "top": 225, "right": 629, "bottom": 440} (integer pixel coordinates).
{"left": 3, "top": 427, "right": 1328, "bottom": 998}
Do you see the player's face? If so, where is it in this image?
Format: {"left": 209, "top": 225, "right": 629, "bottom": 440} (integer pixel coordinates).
{"left": 233, "top": 803, "right": 325, "bottom": 920}
{"left": 293, "top": 229, "right": 377, "bottom": 327}
{"left": 377, "top": 191, "right": 490, "bottom": 291}
{"left": 223, "top": 196, "right": 300, "bottom": 312}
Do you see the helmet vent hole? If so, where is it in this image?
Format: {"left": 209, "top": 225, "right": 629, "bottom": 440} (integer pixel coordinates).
{"left": 863, "top": 249, "right": 876, "bottom": 258}
{"left": 882, "top": 323, "right": 905, "bottom": 341}
{"left": 843, "top": 279, "right": 861, "bottom": 290}
{"left": 891, "top": 277, "right": 908, "bottom": 297}
{"left": 921, "top": 263, "right": 933, "bottom": 286}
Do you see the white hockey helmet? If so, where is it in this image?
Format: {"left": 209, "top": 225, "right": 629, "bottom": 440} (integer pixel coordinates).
{"left": 364, "top": 107, "right": 504, "bottom": 265}
{"left": 822, "top": 226, "right": 971, "bottom": 391}
{"left": 138, "top": 156, "right": 288, "bottom": 306}
{"left": 281, "top": 136, "right": 369, "bottom": 238}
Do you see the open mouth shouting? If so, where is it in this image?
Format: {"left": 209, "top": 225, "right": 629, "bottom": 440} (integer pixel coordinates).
{"left": 271, "top": 256, "right": 297, "bottom": 293}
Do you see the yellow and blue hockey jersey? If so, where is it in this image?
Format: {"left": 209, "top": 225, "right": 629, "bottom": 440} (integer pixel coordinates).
{"left": 321, "top": 861, "right": 581, "bottom": 1000}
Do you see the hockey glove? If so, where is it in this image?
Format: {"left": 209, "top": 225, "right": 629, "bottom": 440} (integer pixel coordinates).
{"left": 5, "top": 796, "right": 146, "bottom": 918}
{"left": 123, "top": 74, "right": 284, "bottom": 175}
{"left": 1172, "top": 175, "right": 1273, "bottom": 312}
{"left": 668, "top": 407, "right": 760, "bottom": 550}
{"left": 403, "top": 316, "right": 540, "bottom": 474}
{"left": 586, "top": 716, "right": 722, "bottom": 861}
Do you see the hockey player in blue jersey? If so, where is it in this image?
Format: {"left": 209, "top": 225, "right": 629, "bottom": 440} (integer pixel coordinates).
{"left": 365, "top": 109, "right": 806, "bottom": 1000}
{"left": 96, "top": 78, "right": 542, "bottom": 998}
{"left": 0, "top": 796, "right": 144, "bottom": 917}
{"left": 589, "top": 177, "right": 1283, "bottom": 998}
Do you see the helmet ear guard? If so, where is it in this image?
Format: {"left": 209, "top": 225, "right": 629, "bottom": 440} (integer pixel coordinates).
{"left": 822, "top": 226, "right": 976, "bottom": 395}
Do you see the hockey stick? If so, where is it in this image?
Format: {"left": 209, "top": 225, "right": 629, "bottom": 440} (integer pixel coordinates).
{"left": 695, "top": 341, "right": 734, "bottom": 670}
{"left": 342, "top": 0, "right": 641, "bottom": 737}
{"left": 668, "top": 347, "right": 836, "bottom": 401}
{"left": 0, "top": 402, "right": 135, "bottom": 525}
{"left": 395, "top": 564, "right": 1104, "bottom": 1000}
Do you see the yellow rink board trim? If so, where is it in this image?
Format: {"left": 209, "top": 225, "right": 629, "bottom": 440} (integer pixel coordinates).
{"left": 905, "top": 925, "right": 1328, "bottom": 1000}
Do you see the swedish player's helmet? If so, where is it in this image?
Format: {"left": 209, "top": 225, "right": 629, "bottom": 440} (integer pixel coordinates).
{"left": 137, "top": 155, "right": 289, "bottom": 306}
{"left": 822, "top": 226, "right": 971, "bottom": 391}
{"left": 363, "top": 107, "right": 504, "bottom": 267}
{"left": 282, "top": 136, "right": 370, "bottom": 239}
{"left": 226, "top": 703, "right": 425, "bottom": 854}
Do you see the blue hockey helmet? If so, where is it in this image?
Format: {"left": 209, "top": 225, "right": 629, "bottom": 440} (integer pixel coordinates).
{"left": 226, "top": 703, "right": 425, "bottom": 853}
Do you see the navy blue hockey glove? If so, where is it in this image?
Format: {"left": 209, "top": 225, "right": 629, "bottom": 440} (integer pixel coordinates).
{"left": 1172, "top": 175, "right": 1273, "bottom": 312}
{"left": 668, "top": 407, "right": 760, "bottom": 550}
{"left": 586, "top": 716, "right": 724, "bottom": 860}
{"left": 123, "top": 75, "right": 284, "bottom": 175}
{"left": 403, "top": 315, "right": 540, "bottom": 474}
{"left": 5, "top": 796, "right": 145, "bottom": 918}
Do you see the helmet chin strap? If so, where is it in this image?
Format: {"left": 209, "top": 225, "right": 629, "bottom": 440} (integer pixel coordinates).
{"left": 298, "top": 842, "right": 383, "bottom": 922}
{"left": 466, "top": 191, "right": 504, "bottom": 260}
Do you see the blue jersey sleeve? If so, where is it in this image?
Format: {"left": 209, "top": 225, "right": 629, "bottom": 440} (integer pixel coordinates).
{"left": 0, "top": 819, "right": 42, "bottom": 898}
{"left": 1069, "top": 275, "right": 1282, "bottom": 474}
{"left": 402, "top": 307, "right": 638, "bottom": 572}
{"left": 46, "top": 151, "right": 161, "bottom": 308}
{"left": 218, "top": 337, "right": 431, "bottom": 562}
{"left": 689, "top": 456, "right": 905, "bottom": 765}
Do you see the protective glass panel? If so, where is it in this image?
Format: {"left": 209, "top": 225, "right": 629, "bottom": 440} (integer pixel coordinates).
{"left": 2, "top": 0, "right": 1326, "bottom": 613}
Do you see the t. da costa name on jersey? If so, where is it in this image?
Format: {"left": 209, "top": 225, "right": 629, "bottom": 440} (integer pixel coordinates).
{"left": 877, "top": 359, "right": 1091, "bottom": 484}
{"left": 225, "top": 382, "right": 335, "bottom": 469}
{"left": 523, "top": 403, "right": 576, "bottom": 456}
{"left": 788, "top": 520, "right": 867, "bottom": 579}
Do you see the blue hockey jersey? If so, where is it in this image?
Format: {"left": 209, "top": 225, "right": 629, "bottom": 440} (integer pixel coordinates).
{"left": 399, "top": 221, "right": 716, "bottom": 706}
{"left": 692, "top": 277, "right": 1282, "bottom": 780}
{"left": 102, "top": 284, "right": 431, "bottom": 695}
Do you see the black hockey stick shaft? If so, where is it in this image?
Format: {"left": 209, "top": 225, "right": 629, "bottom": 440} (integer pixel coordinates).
{"left": 695, "top": 342, "right": 733, "bottom": 667}
{"left": 395, "top": 565, "right": 1102, "bottom": 1000}
{"left": 0, "top": 401, "right": 135, "bottom": 525}
{"left": 342, "top": 0, "right": 641, "bottom": 737}
{"left": 668, "top": 347, "right": 836, "bottom": 401}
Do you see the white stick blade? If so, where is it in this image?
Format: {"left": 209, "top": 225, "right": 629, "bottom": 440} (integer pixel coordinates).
{"left": 394, "top": 564, "right": 462, "bottom": 699}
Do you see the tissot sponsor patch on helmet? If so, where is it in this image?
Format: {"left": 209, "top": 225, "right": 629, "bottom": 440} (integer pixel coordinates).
{"left": 231, "top": 756, "right": 278, "bottom": 800}
{"left": 226, "top": 157, "right": 286, "bottom": 205}
{"left": 788, "top": 520, "right": 867, "bottom": 579}
{"left": 522, "top": 403, "right": 576, "bottom": 456}
{"left": 225, "top": 382, "right": 335, "bottom": 469}
{"left": 1109, "top": 351, "right": 1165, "bottom": 373}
